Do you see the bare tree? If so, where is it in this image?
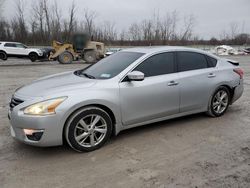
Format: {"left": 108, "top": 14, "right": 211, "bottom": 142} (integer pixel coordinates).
{"left": 101, "top": 21, "right": 117, "bottom": 43}
{"left": 180, "top": 14, "right": 195, "bottom": 41}
{"left": 43, "top": 0, "right": 51, "bottom": 40}
{"left": 32, "top": 0, "right": 45, "bottom": 42}
{"left": 129, "top": 23, "right": 141, "bottom": 41}
{"left": 141, "top": 19, "right": 153, "bottom": 41}
{"left": 160, "top": 11, "right": 178, "bottom": 43}
{"left": 11, "top": 0, "right": 28, "bottom": 42}
{"left": 230, "top": 22, "right": 240, "bottom": 39}
{"left": 50, "top": 0, "right": 62, "bottom": 41}
{"left": 66, "top": 1, "right": 77, "bottom": 41}
{"left": 83, "top": 9, "right": 97, "bottom": 38}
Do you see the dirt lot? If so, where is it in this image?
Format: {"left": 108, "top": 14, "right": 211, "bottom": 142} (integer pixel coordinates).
{"left": 0, "top": 56, "right": 250, "bottom": 188}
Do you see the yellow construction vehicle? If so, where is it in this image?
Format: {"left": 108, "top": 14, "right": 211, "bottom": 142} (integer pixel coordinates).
{"left": 49, "top": 34, "right": 105, "bottom": 64}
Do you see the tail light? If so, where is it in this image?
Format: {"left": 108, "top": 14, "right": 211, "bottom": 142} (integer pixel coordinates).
{"left": 233, "top": 68, "right": 244, "bottom": 79}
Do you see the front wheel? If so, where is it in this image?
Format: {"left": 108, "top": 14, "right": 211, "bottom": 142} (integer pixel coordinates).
{"left": 65, "top": 107, "right": 112, "bottom": 152}
{"left": 207, "top": 86, "right": 230, "bottom": 117}
{"left": 29, "top": 53, "right": 38, "bottom": 62}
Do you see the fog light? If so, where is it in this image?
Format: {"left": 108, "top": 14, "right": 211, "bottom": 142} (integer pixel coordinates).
{"left": 23, "top": 129, "right": 44, "bottom": 141}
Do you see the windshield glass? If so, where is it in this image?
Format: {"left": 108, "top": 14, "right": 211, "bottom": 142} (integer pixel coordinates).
{"left": 76, "top": 51, "right": 144, "bottom": 79}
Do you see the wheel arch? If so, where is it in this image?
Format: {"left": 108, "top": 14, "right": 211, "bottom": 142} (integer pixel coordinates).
{"left": 28, "top": 51, "right": 38, "bottom": 56}
{"left": 208, "top": 84, "right": 234, "bottom": 111}
{"left": 220, "top": 84, "right": 234, "bottom": 103}
{"left": 0, "top": 50, "right": 7, "bottom": 54}
{"left": 62, "top": 104, "right": 117, "bottom": 144}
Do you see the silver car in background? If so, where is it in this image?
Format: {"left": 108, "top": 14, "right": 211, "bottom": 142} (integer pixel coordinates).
{"left": 8, "top": 47, "right": 244, "bottom": 152}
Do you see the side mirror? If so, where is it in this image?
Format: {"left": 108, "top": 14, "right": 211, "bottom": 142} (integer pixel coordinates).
{"left": 127, "top": 71, "right": 144, "bottom": 81}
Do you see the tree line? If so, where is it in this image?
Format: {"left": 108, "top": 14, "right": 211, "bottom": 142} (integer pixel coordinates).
{"left": 0, "top": 0, "right": 249, "bottom": 46}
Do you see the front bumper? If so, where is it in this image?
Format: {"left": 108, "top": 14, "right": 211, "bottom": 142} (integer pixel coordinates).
{"left": 8, "top": 108, "right": 64, "bottom": 147}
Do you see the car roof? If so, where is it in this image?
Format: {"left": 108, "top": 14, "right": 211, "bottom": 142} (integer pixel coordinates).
{"left": 122, "top": 46, "right": 219, "bottom": 59}
{"left": 0, "top": 41, "right": 22, "bottom": 44}
{"left": 123, "top": 46, "right": 205, "bottom": 54}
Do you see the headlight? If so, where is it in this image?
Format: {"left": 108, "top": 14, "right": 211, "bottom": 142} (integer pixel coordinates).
{"left": 23, "top": 97, "right": 67, "bottom": 115}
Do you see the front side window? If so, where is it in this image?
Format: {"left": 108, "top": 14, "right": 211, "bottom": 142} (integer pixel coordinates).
{"left": 16, "top": 43, "right": 27, "bottom": 48}
{"left": 134, "top": 52, "right": 175, "bottom": 77}
{"left": 75, "top": 51, "right": 144, "bottom": 79}
{"left": 177, "top": 52, "right": 208, "bottom": 72}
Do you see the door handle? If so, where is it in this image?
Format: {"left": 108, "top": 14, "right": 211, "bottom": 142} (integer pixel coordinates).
{"left": 168, "top": 81, "right": 179, "bottom": 86}
{"left": 208, "top": 73, "right": 216, "bottom": 78}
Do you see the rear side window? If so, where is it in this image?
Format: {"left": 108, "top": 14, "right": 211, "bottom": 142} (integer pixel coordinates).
{"left": 206, "top": 56, "right": 217, "bottom": 67}
{"left": 177, "top": 52, "right": 208, "bottom": 72}
{"left": 4, "top": 43, "right": 16, "bottom": 47}
{"left": 134, "top": 52, "right": 175, "bottom": 77}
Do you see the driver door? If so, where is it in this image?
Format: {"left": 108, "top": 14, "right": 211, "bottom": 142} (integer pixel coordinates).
{"left": 119, "top": 52, "right": 180, "bottom": 126}
{"left": 15, "top": 43, "right": 28, "bottom": 56}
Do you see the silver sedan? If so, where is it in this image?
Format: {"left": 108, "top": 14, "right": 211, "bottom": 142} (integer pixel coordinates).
{"left": 8, "top": 47, "right": 244, "bottom": 152}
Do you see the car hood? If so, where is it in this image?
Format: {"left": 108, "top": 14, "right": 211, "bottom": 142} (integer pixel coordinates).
{"left": 15, "top": 71, "right": 96, "bottom": 98}
{"left": 28, "top": 48, "right": 41, "bottom": 52}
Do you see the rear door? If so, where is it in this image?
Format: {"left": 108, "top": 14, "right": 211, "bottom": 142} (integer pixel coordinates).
{"left": 119, "top": 52, "right": 180, "bottom": 126}
{"left": 4, "top": 43, "right": 17, "bottom": 55}
{"left": 176, "top": 51, "right": 217, "bottom": 112}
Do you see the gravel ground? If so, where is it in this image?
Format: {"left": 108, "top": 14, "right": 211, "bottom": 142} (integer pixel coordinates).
{"left": 0, "top": 56, "right": 250, "bottom": 188}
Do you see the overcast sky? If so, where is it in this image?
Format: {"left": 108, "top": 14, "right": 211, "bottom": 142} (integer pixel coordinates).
{"left": 3, "top": 0, "right": 250, "bottom": 39}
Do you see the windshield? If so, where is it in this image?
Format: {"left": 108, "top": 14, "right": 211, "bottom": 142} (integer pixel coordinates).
{"left": 76, "top": 51, "right": 144, "bottom": 79}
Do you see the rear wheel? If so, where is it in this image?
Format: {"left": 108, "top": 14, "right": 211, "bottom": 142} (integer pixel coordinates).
{"left": 207, "top": 86, "right": 230, "bottom": 117}
{"left": 0, "top": 51, "right": 8, "bottom": 60}
{"left": 65, "top": 107, "right": 112, "bottom": 152}
{"left": 29, "top": 53, "right": 38, "bottom": 62}
{"left": 58, "top": 51, "right": 73, "bottom": 64}
{"left": 84, "top": 50, "right": 97, "bottom": 63}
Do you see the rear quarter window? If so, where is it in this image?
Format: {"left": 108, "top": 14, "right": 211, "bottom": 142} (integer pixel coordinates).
{"left": 206, "top": 56, "right": 218, "bottom": 67}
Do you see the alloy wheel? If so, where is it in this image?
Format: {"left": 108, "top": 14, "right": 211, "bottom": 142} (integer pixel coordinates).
{"left": 212, "top": 90, "right": 229, "bottom": 114}
{"left": 74, "top": 114, "right": 107, "bottom": 148}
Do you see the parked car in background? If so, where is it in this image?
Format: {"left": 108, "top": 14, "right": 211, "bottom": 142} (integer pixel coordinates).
{"left": 215, "top": 45, "right": 238, "bottom": 55}
{"left": 244, "top": 48, "right": 250, "bottom": 54}
{"left": 8, "top": 47, "right": 244, "bottom": 152}
{"left": 0, "top": 42, "right": 44, "bottom": 62}
{"left": 105, "top": 48, "right": 122, "bottom": 56}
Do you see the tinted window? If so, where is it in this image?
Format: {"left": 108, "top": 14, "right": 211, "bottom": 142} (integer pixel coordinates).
{"left": 77, "top": 52, "right": 144, "bottom": 79}
{"left": 177, "top": 52, "right": 208, "bottom": 72}
{"left": 207, "top": 56, "right": 217, "bottom": 67}
{"left": 4, "top": 43, "right": 16, "bottom": 47}
{"left": 15, "top": 43, "right": 26, "bottom": 48}
{"left": 134, "top": 52, "right": 175, "bottom": 77}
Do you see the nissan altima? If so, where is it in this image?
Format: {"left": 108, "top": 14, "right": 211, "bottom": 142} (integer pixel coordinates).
{"left": 8, "top": 47, "right": 244, "bottom": 152}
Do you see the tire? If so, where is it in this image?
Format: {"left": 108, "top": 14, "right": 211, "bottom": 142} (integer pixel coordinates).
{"left": 0, "top": 51, "right": 8, "bottom": 60}
{"left": 65, "top": 107, "right": 113, "bottom": 152}
{"left": 84, "top": 50, "right": 97, "bottom": 63}
{"left": 29, "top": 53, "right": 38, "bottom": 62}
{"left": 207, "top": 86, "right": 231, "bottom": 117}
{"left": 58, "top": 51, "right": 73, "bottom": 64}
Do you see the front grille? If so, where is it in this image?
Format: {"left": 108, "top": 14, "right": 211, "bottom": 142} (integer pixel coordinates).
{"left": 9, "top": 97, "right": 24, "bottom": 110}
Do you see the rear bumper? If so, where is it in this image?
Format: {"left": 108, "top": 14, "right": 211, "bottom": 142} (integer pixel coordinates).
{"left": 232, "top": 79, "right": 244, "bottom": 103}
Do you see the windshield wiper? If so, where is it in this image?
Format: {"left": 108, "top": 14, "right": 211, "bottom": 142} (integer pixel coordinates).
{"left": 82, "top": 73, "right": 96, "bottom": 79}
